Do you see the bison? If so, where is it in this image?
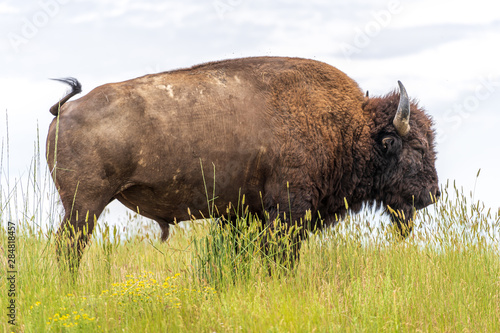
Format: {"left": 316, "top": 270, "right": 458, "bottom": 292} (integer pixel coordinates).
{"left": 47, "top": 56, "right": 439, "bottom": 270}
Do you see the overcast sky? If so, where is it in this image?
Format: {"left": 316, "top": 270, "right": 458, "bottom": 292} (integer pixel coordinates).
{"left": 1, "top": 0, "right": 499, "bottom": 226}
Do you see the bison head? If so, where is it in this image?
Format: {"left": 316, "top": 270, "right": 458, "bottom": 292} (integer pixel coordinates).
{"left": 363, "top": 81, "right": 440, "bottom": 237}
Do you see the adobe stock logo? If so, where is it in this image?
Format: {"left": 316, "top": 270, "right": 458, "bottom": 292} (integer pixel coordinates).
{"left": 7, "top": 0, "right": 72, "bottom": 52}
{"left": 340, "top": 0, "right": 403, "bottom": 60}
{"left": 213, "top": 0, "right": 244, "bottom": 20}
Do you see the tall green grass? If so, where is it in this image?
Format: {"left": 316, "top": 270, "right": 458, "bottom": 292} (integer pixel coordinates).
{"left": 1, "top": 131, "right": 499, "bottom": 331}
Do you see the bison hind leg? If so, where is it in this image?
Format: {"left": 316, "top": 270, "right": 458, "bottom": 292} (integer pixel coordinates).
{"left": 56, "top": 198, "right": 109, "bottom": 277}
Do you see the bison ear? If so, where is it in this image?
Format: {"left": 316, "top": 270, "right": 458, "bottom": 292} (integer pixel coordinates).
{"left": 381, "top": 136, "right": 401, "bottom": 155}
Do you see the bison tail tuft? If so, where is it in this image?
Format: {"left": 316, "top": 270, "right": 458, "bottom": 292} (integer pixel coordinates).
{"left": 49, "top": 77, "right": 82, "bottom": 116}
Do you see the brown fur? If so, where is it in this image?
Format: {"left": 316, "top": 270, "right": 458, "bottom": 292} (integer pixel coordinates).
{"left": 46, "top": 57, "right": 439, "bottom": 270}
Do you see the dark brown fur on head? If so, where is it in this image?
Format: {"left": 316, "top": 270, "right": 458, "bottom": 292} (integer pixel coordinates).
{"left": 361, "top": 90, "right": 440, "bottom": 236}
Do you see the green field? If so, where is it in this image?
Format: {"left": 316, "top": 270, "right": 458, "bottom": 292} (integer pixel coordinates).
{"left": 1, "top": 140, "right": 499, "bottom": 332}
{"left": 1, "top": 169, "right": 499, "bottom": 332}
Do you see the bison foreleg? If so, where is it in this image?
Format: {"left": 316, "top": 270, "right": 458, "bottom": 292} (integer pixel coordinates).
{"left": 389, "top": 207, "right": 415, "bottom": 239}
{"left": 261, "top": 207, "right": 309, "bottom": 272}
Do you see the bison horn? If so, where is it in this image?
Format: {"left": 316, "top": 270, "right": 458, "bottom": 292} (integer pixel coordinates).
{"left": 393, "top": 81, "right": 411, "bottom": 136}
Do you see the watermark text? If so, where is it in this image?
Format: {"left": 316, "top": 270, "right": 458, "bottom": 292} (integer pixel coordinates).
{"left": 436, "top": 75, "right": 500, "bottom": 143}
{"left": 7, "top": 0, "right": 72, "bottom": 52}
{"left": 340, "top": 0, "right": 402, "bottom": 60}
{"left": 6, "top": 221, "right": 17, "bottom": 326}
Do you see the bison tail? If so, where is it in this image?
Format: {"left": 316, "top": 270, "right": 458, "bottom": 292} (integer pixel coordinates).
{"left": 49, "top": 77, "right": 82, "bottom": 116}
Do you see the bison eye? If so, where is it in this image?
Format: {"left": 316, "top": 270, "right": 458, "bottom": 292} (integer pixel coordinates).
{"left": 381, "top": 136, "right": 400, "bottom": 155}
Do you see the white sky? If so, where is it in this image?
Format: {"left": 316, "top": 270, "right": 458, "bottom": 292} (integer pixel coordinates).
{"left": 1, "top": 0, "right": 499, "bottom": 227}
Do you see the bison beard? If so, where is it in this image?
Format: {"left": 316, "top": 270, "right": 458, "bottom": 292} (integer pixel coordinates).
{"left": 46, "top": 57, "right": 440, "bottom": 273}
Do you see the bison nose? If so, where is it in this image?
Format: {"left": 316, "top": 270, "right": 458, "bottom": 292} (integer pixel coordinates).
{"left": 435, "top": 189, "right": 441, "bottom": 199}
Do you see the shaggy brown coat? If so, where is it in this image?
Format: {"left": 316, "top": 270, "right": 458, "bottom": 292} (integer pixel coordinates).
{"left": 47, "top": 57, "right": 439, "bottom": 269}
